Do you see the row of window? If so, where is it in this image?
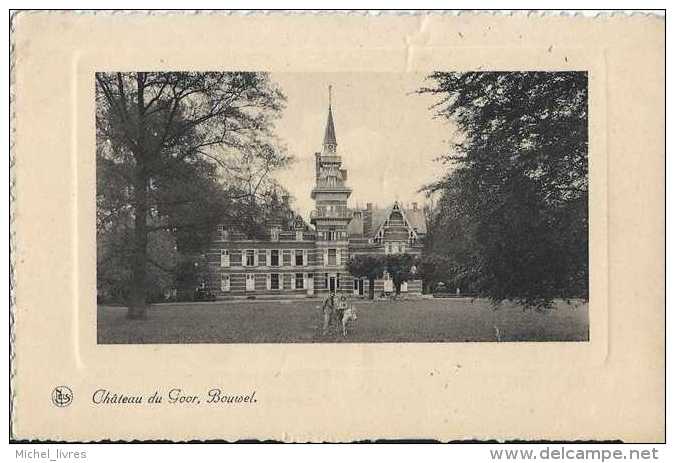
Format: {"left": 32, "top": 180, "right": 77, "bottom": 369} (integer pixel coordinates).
{"left": 217, "top": 226, "right": 418, "bottom": 246}
{"left": 316, "top": 230, "right": 348, "bottom": 241}
{"left": 220, "top": 273, "right": 310, "bottom": 292}
{"left": 373, "top": 236, "right": 417, "bottom": 247}
{"left": 221, "top": 249, "right": 307, "bottom": 267}
{"left": 216, "top": 225, "right": 306, "bottom": 242}
{"left": 384, "top": 242, "right": 408, "bottom": 254}
{"left": 315, "top": 205, "right": 349, "bottom": 217}
{"left": 218, "top": 272, "right": 418, "bottom": 293}
{"left": 220, "top": 248, "right": 343, "bottom": 268}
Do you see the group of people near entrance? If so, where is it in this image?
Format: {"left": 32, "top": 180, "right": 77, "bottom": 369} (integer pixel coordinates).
{"left": 321, "top": 292, "right": 357, "bottom": 336}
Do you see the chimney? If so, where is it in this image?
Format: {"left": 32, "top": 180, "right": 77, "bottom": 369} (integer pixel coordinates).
{"left": 412, "top": 202, "right": 418, "bottom": 211}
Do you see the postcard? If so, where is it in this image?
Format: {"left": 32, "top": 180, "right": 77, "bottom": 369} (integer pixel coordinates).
{"left": 10, "top": 11, "right": 664, "bottom": 442}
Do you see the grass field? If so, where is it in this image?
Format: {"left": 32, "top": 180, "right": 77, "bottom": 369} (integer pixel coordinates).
{"left": 97, "top": 298, "right": 589, "bottom": 344}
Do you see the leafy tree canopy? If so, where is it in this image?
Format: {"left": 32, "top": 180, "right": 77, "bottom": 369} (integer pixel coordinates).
{"left": 419, "top": 72, "right": 588, "bottom": 309}
{"left": 96, "top": 72, "right": 290, "bottom": 315}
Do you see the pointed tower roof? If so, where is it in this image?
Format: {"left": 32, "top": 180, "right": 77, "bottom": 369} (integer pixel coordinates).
{"left": 323, "top": 85, "right": 337, "bottom": 148}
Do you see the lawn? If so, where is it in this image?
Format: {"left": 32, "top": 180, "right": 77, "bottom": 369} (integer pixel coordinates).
{"left": 97, "top": 298, "right": 589, "bottom": 344}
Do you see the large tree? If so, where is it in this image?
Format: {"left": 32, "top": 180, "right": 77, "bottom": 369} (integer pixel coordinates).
{"left": 416, "top": 254, "right": 451, "bottom": 294}
{"left": 420, "top": 72, "right": 588, "bottom": 309}
{"left": 346, "top": 255, "right": 385, "bottom": 300}
{"left": 96, "top": 72, "right": 287, "bottom": 318}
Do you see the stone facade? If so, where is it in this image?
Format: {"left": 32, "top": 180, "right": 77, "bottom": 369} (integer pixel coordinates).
{"left": 207, "top": 93, "right": 425, "bottom": 299}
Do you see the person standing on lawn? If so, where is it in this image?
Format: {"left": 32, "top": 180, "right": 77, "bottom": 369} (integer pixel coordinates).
{"left": 321, "top": 291, "right": 337, "bottom": 335}
{"left": 336, "top": 293, "right": 350, "bottom": 327}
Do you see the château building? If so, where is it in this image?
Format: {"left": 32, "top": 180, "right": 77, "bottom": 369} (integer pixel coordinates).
{"left": 206, "top": 90, "right": 426, "bottom": 299}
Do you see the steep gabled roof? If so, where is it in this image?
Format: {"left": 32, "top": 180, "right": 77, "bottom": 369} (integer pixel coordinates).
{"left": 403, "top": 207, "right": 427, "bottom": 234}
{"left": 367, "top": 202, "right": 427, "bottom": 238}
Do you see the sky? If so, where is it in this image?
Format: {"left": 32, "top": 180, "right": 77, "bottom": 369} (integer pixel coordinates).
{"left": 269, "top": 72, "right": 458, "bottom": 220}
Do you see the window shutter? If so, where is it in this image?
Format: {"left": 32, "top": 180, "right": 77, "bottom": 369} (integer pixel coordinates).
{"left": 266, "top": 249, "right": 271, "bottom": 266}
{"left": 254, "top": 250, "right": 259, "bottom": 267}
{"left": 279, "top": 274, "right": 284, "bottom": 290}
{"left": 324, "top": 249, "right": 329, "bottom": 266}
{"left": 242, "top": 251, "right": 246, "bottom": 267}
{"left": 291, "top": 273, "right": 296, "bottom": 289}
{"left": 291, "top": 250, "right": 295, "bottom": 267}
{"left": 336, "top": 249, "right": 341, "bottom": 266}
{"left": 303, "top": 249, "right": 308, "bottom": 266}
{"left": 266, "top": 274, "right": 271, "bottom": 290}
{"left": 220, "top": 249, "right": 230, "bottom": 267}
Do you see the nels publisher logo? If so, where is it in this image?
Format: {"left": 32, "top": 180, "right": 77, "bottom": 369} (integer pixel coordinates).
{"left": 51, "top": 386, "right": 73, "bottom": 407}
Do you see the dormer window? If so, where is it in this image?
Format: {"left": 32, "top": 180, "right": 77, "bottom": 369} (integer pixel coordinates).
{"left": 271, "top": 227, "right": 280, "bottom": 241}
{"left": 217, "top": 225, "right": 229, "bottom": 241}
{"left": 296, "top": 231, "right": 303, "bottom": 241}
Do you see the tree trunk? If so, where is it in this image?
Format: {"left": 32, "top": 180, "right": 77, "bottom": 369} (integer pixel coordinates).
{"left": 128, "top": 165, "right": 148, "bottom": 319}
{"left": 127, "top": 73, "right": 148, "bottom": 320}
{"left": 368, "top": 277, "right": 375, "bottom": 300}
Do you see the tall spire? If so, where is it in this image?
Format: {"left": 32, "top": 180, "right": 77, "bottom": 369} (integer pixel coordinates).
{"left": 323, "top": 85, "right": 337, "bottom": 151}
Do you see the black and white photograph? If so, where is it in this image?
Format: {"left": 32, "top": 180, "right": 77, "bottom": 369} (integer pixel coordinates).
{"left": 95, "top": 71, "right": 589, "bottom": 344}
